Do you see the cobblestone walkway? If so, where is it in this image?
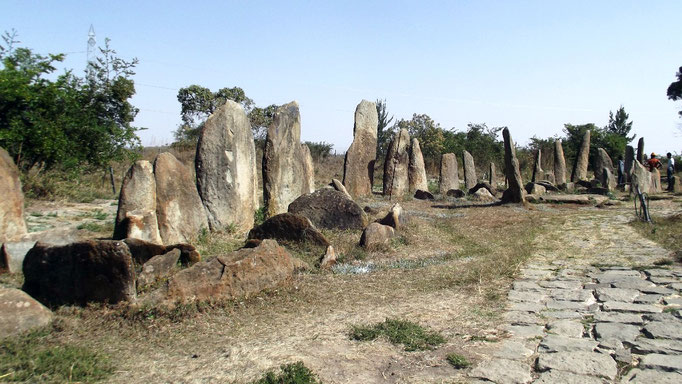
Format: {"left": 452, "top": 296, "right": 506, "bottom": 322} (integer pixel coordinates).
{"left": 468, "top": 209, "right": 682, "bottom": 383}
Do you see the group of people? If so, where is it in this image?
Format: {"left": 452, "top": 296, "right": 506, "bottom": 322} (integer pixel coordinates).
{"left": 617, "top": 152, "right": 676, "bottom": 191}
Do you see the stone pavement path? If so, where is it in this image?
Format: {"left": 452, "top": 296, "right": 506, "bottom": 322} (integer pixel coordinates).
{"left": 468, "top": 209, "right": 682, "bottom": 383}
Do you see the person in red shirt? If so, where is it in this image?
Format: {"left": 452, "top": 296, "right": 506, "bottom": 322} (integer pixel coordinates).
{"left": 647, "top": 153, "right": 662, "bottom": 172}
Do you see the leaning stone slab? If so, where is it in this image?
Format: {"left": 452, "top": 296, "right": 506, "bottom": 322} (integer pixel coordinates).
{"left": 553, "top": 139, "right": 567, "bottom": 188}
{"left": 643, "top": 321, "right": 682, "bottom": 340}
{"left": 607, "top": 277, "right": 656, "bottom": 290}
{"left": 570, "top": 129, "right": 590, "bottom": 182}
{"left": 630, "top": 338, "right": 682, "bottom": 355}
{"left": 594, "top": 322, "right": 641, "bottom": 342}
{"left": 408, "top": 138, "right": 428, "bottom": 192}
{"left": 0, "top": 287, "right": 52, "bottom": 338}
{"left": 462, "top": 150, "right": 477, "bottom": 191}
{"left": 639, "top": 353, "right": 682, "bottom": 372}
{"left": 247, "top": 213, "right": 329, "bottom": 247}
{"left": 469, "top": 358, "right": 532, "bottom": 384}
{"left": 538, "top": 334, "right": 598, "bottom": 353}
{"left": 533, "top": 370, "right": 604, "bottom": 384}
{"left": 602, "top": 301, "right": 662, "bottom": 313}
{"left": 623, "top": 369, "right": 682, "bottom": 384}
{"left": 536, "top": 351, "right": 617, "bottom": 380}
{"left": 493, "top": 341, "right": 534, "bottom": 361}
{"left": 342, "top": 100, "right": 377, "bottom": 198}
{"left": 501, "top": 128, "right": 526, "bottom": 203}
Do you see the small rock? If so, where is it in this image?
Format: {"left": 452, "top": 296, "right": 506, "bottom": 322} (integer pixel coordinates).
{"left": 413, "top": 189, "right": 434, "bottom": 200}
{"left": 330, "top": 179, "right": 353, "bottom": 200}
{"left": 359, "top": 223, "right": 395, "bottom": 250}
{"left": 319, "top": 246, "right": 337, "bottom": 269}
{"left": 0, "top": 287, "right": 52, "bottom": 338}
{"left": 377, "top": 203, "right": 405, "bottom": 230}
{"left": 446, "top": 189, "right": 465, "bottom": 198}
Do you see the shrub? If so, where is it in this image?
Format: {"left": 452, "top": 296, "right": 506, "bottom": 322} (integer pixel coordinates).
{"left": 349, "top": 318, "right": 446, "bottom": 351}
{"left": 252, "top": 361, "right": 322, "bottom": 384}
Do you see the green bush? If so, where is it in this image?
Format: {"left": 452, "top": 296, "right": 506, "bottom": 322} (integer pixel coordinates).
{"left": 446, "top": 353, "right": 470, "bottom": 369}
{"left": 349, "top": 318, "right": 446, "bottom": 351}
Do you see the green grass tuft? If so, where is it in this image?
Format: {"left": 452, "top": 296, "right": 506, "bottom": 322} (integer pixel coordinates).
{"left": 349, "top": 318, "right": 446, "bottom": 351}
{"left": 446, "top": 353, "right": 470, "bottom": 369}
{"left": 252, "top": 361, "right": 322, "bottom": 384}
{"left": 77, "top": 221, "right": 114, "bottom": 233}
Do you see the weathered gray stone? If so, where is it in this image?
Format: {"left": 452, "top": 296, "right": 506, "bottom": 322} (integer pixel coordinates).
{"left": 539, "top": 280, "right": 583, "bottom": 290}
{"left": 137, "top": 248, "right": 181, "bottom": 290}
{"left": 513, "top": 280, "right": 544, "bottom": 291}
{"left": 359, "top": 223, "right": 395, "bottom": 250}
{"left": 536, "top": 351, "right": 617, "bottom": 380}
{"left": 377, "top": 203, "right": 405, "bottom": 230}
{"left": 533, "top": 371, "right": 604, "bottom": 384}
{"left": 631, "top": 338, "right": 682, "bottom": 354}
{"left": 550, "top": 289, "right": 594, "bottom": 302}
{"left": 594, "top": 148, "right": 615, "bottom": 183}
{"left": 554, "top": 139, "right": 567, "bottom": 188}
{"left": 493, "top": 341, "right": 534, "bottom": 361}
{"left": 546, "top": 299, "right": 590, "bottom": 311}
{"left": 114, "top": 160, "right": 162, "bottom": 244}
{"left": 593, "top": 312, "right": 643, "bottom": 324}
{"left": 664, "top": 297, "right": 682, "bottom": 306}
{"left": 342, "top": 100, "right": 377, "bottom": 198}
{"left": 319, "top": 245, "right": 336, "bottom": 269}
{"left": 531, "top": 150, "right": 543, "bottom": 183}
{"left": 462, "top": 150, "right": 477, "bottom": 191}
{"left": 571, "top": 130, "right": 591, "bottom": 182}
{"left": 595, "top": 287, "right": 640, "bottom": 302}
{"left": 383, "top": 128, "right": 410, "bottom": 197}
{"left": 0, "top": 287, "right": 52, "bottom": 338}
{"left": 643, "top": 321, "right": 682, "bottom": 340}
{"left": 504, "top": 311, "right": 544, "bottom": 325}
{"left": 263, "top": 101, "right": 310, "bottom": 217}
{"left": 601, "top": 167, "right": 617, "bottom": 191}
{"left": 634, "top": 294, "right": 663, "bottom": 304}
{"left": 625, "top": 145, "right": 635, "bottom": 182}
{"left": 670, "top": 175, "right": 682, "bottom": 193}
{"left": 155, "top": 152, "right": 209, "bottom": 244}
{"left": 538, "top": 334, "right": 598, "bottom": 353}
{"left": 469, "top": 358, "right": 532, "bottom": 384}
{"left": 408, "top": 138, "right": 428, "bottom": 192}
{"left": 508, "top": 290, "right": 547, "bottom": 303}
{"left": 637, "top": 137, "right": 645, "bottom": 164}
{"left": 439, "top": 153, "right": 459, "bottom": 194}
{"left": 623, "top": 368, "right": 682, "bottom": 384}
{"left": 602, "top": 301, "right": 662, "bottom": 313}
{"left": 330, "top": 178, "right": 353, "bottom": 200}
{"left": 631, "top": 160, "right": 651, "bottom": 196}
{"left": 247, "top": 213, "right": 329, "bottom": 247}
{"left": 196, "top": 100, "right": 258, "bottom": 232}
{"left": 472, "top": 187, "right": 496, "bottom": 203}
{"left": 547, "top": 319, "right": 584, "bottom": 338}
{"left": 505, "top": 324, "right": 545, "bottom": 338}
{"left": 541, "top": 310, "right": 584, "bottom": 320}
{"left": 489, "top": 162, "right": 498, "bottom": 187}
{"left": 594, "top": 322, "right": 641, "bottom": 342}
{"left": 300, "top": 143, "right": 316, "bottom": 194}
{"left": 525, "top": 182, "right": 546, "bottom": 196}
{"left": 289, "top": 188, "right": 368, "bottom": 230}
{"left": 640, "top": 353, "right": 682, "bottom": 372}
{"left": 0, "top": 147, "right": 27, "bottom": 243}
{"left": 501, "top": 128, "right": 525, "bottom": 203}
{"left": 651, "top": 168, "right": 663, "bottom": 193}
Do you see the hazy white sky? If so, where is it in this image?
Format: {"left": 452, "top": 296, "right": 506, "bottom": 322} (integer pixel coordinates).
{"left": 2, "top": 1, "right": 681, "bottom": 154}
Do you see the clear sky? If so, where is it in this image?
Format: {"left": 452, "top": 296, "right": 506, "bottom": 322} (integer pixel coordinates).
{"left": 2, "top": 1, "right": 681, "bottom": 154}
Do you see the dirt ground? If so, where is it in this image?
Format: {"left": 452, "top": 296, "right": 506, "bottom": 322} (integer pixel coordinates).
{"left": 6, "top": 193, "right": 682, "bottom": 383}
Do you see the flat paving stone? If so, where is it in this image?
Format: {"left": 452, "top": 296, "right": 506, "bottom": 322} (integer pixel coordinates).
{"left": 493, "top": 340, "right": 535, "bottom": 361}
{"left": 522, "top": 269, "right": 553, "bottom": 279}
{"left": 634, "top": 294, "right": 663, "bottom": 304}
{"left": 536, "top": 351, "right": 617, "bottom": 380}
{"left": 622, "top": 368, "right": 682, "bottom": 384}
{"left": 639, "top": 353, "right": 682, "bottom": 372}
{"left": 540, "top": 310, "right": 583, "bottom": 320}
{"left": 508, "top": 290, "right": 547, "bottom": 303}
{"left": 504, "top": 311, "right": 544, "bottom": 325}
{"left": 538, "top": 334, "right": 598, "bottom": 353}
{"left": 545, "top": 299, "right": 589, "bottom": 311}
{"left": 549, "top": 289, "right": 594, "bottom": 302}
{"left": 649, "top": 276, "right": 679, "bottom": 284}
{"left": 630, "top": 338, "right": 682, "bottom": 354}
{"left": 640, "top": 286, "right": 675, "bottom": 295}
{"left": 547, "top": 319, "right": 584, "bottom": 338}
{"left": 594, "top": 270, "right": 642, "bottom": 279}
{"left": 505, "top": 324, "right": 545, "bottom": 339}
{"left": 592, "top": 312, "right": 643, "bottom": 324}
{"left": 593, "top": 322, "right": 641, "bottom": 342}
{"left": 469, "top": 358, "right": 533, "bottom": 384}
{"left": 642, "top": 321, "right": 682, "bottom": 340}
{"left": 510, "top": 302, "right": 545, "bottom": 313}
{"left": 645, "top": 269, "right": 676, "bottom": 277}
{"left": 532, "top": 370, "right": 605, "bottom": 384}
{"left": 663, "top": 297, "right": 682, "bottom": 306}
{"left": 594, "top": 287, "right": 640, "bottom": 302}
{"left": 513, "top": 281, "right": 544, "bottom": 291}
{"left": 609, "top": 277, "right": 656, "bottom": 290}
{"left": 670, "top": 283, "right": 682, "bottom": 291}
{"left": 602, "top": 301, "right": 662, "bottom": 313}
{"left": 597, "top": 338, "right": 623, "bottom": 350}
{"left": 538, "top": 280, "right": 583, "bottom": 290}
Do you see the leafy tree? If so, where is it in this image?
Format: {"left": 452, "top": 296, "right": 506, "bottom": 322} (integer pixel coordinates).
{"left": 605, "top": 106, "right": 635, "bottom": 142}
{"left": 249, "top": 104, "right": 278, "bottom": 141}
{"left": 442, "top": 123, "right": 504, "bottom": 174}
{"left": 562, "top": 123, "right": 626, "bottom": 171}
{"left": 667, "top": 66, "right": 682, "bottom": 117}
{"left": 375, "top": 99, "right": 394, "bottom": 161}
{"left": 304, "top": 141, "right": 334, "bottom": 161}
{"left": 396, "top": 114, "right": 444, "bottom": 169}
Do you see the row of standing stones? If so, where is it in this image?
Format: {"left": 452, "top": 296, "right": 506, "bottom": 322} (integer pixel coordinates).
{"left": 1, "top": 99, "right": 676, "bottom": 338}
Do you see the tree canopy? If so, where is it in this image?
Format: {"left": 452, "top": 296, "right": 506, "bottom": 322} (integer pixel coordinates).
{"left": 667, "top": 66, "right": 682, "bottom": 117}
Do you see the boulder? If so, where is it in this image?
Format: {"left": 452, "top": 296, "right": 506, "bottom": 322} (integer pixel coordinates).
{"left": 263, "top": 102, "right": 310, "bottom": 217}
{"left": 300, "top": 144, "right": 316, "bottom": 194}
{"left": 414, "top": 189, "right": 434, "bottom": 200}
{"left": 247, "top": 213, "right": 329, "bottom": 246}
{"left": 630, "top": 160, "right": 651, "bottom": 195}
{"left": 377, "top": 203, "right": 405, "bottom": 230}
{"left": 383, "top": 129, "right": 410, "bottom": 197}
{"left": 330, "top": 178, "right": 353, "bottom": 200}
{"left": 636, "top": 137, "right": 645, "bottom": 164}
{"left": 531, "top": 150, "right": 543, "bottom": 183}
{"left": 408, "top": 138, "right": 429, "bottom": 192}
{"left": 0, "top": 287, "right": 52, "bottom": 338}
{"left": 472, "top": 188, "right": 496, "bottom": 203}
{"left": 196, "top": 100, "right": 258, "bottom": 232}
{"left": 553, "top": 140, "right": 566, "bottom": 188}
{"left": 536, "top": 180, "right": 559, "bottom": 192}
{"left": 319, "top": 245, "right": 337, "bottom": 269}
{"left": 342, "top": 100, "right": 378, "bottom": 198}
{"left": 571, "top": 130, "right": 590, "bottom": 182}
{"left": 137, "top": 248, "right": 181, "bottom": 291}
{"left": 22, "top": 240, "right": 136, "bottom": 306}
{"left": 651, "top": 168, "right": 662, "bottom": 193}
{"left": 113, "top": 160, "right": 161, "bottom": 244}
{"left": 288, "top": 188, "right": 368, "bottom": 230}
{"left": 447, "top": 189, "right": 465, "bottom": 198}
{"left": 0, "top": 147, "right": 27, "bottom": 243}
{"left": 469, "top": 182, "right": 496, "bottom": 196}
{"left": 155, "top": 152, "right": 209, "bottom": 244}
{"left": 601, "top": 167, "right": 617, "bottom": 191}
{"left": 123, "top": 237, "right": 200, "bottom": 266}
{"left": 462, "top": 150, "right": 477, "bottom": 191}
{"left": 624, "top": 145, "right": 635, "bottom": 182}
{"left": 525, "top": 183, "right": 547, "bottom": 196}
{"left": 439, "top": 153, "right": 459, "bottom": 194}
{"left": 594, "top": 148, "right": 615, "bottom": 183}
{"left": 501, "top": 128, "right": 526, "bottom": 203}
{"left": 156, "top": 239, "right": 295, "bottom": 304}
{"left": 360, "top": 223, "right": 395, "bottom": 249}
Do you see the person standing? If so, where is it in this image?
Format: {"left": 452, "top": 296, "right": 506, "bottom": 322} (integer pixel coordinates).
{"left": 667, "top": 152, "right": 676, "bottom": 191}
{"left": 647, "top": 153, "right": 662, "bottom": 172}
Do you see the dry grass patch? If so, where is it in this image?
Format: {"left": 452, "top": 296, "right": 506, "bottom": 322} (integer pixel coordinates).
{"left": 631, "top": 213, "right": 682, "bottom": 262}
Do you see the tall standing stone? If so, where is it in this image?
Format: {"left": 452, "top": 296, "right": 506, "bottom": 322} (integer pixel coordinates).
{"left": 651, "top": 168, "right": 662, "bottom": 193}
{"left": 489, "top": 163, "right": 497, "bottom": 187}
{"left": 462, "top": 151, "right": 477, "bottom": 191}
{"left": 601, "top": 168, "right": 617, "bottom": 191}
{"left": 501, "top": 128, "right": 526, "bottom": 203}
{"left": 636, "top": 138, "right": 645, "bottom": 163}
{"left": 263, "top": 102, "right": 311, "bottom": 217}
{"left": 300, "top": 144, "right": 316, "bottom": 194}
{"left": 113, "top": 160, "right": 162, "bottom": 244}
{"left": 383, "top": 128, "right": 410, "bottom": 197}
{"left": 594, "top": 148, "right": 615, "bottom": 183}
{"left": 0, "top": 147, "right": 27, "bottom": 243}
{"left": 631, "top": 160, "right": 651, "bottom": 195}
{"left": 624, "top": 145, "right": 635, "bottom": 181}
{"left": 554, "top": 139, "right": 567, "bottom": 189}
{"left": 155, "top": 152, "right": 209, "bottom": 244}
{"left": 439, "top": 154, "right": 459, "bottom": 194}
{"left": 571, "top": 130, "right": 591, "bottom": 182}
{"left": 342, "top": 100, "right": 378, "bottom": 198}
{"left": 408, "top": 138, "right": 428, "bottom": 192}
{"left": 531, "top": 150, "right": 543, "bottom": 183}
{"left": 196, "top": 100, "right": 258, "bottom": 232}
